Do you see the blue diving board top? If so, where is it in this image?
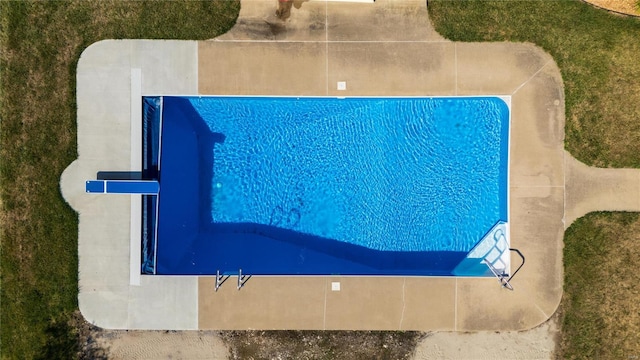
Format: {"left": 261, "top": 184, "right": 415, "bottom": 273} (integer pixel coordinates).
{"left": 86, "top": 180, "right": 160, "bottom": 194}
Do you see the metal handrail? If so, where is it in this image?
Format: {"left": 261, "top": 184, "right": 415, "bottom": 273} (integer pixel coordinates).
{"left": 507, "top": 248, "right": 525, "bottom": 284}
{"left": 484, "top": 248, "right": 525, "bottom": 291}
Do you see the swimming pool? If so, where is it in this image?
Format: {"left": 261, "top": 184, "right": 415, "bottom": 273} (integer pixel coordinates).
{"left": 142, "top": 96, "right": 510, "bottom": 276}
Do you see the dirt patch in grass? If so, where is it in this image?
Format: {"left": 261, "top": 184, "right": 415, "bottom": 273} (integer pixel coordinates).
{"left": 583, "top": 0, "right": 640, "bottom": 16}
{"left": 220, "top": 330, "right": 422, "bottom": 360}
{"left": 92, "top": 329, "right": 230, "bottom": 360}
{"left": 78, "top": 327, "right": 421, "bottom": 360}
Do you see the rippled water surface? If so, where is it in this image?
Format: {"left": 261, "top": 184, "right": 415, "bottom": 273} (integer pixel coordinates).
{"left": 190, "top": 97, "right": 509, "bottom": 252}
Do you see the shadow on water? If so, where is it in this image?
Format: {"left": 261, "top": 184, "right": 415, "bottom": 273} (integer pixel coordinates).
{"left": 196, "top": 221, "right": 467, "bottom": 276}
{"left": 161, "top": 97, "right": 226, "bottom": 227}
{"left": 155, "top": 98, "right": 467, "bottom": 276}
{"left": 96, "top": 171, "right": 142, "bottom": 180}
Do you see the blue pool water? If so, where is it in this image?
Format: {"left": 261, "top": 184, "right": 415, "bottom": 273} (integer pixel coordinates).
{"left": 147, "top": 96, "right": 510, "bottom": 276}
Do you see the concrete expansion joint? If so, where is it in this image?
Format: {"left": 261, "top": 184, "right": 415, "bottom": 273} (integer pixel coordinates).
{"left": 534, "top": 302, "right": 550, "bottom": 320}
{"left": 510, "top": 59, "right": 553, "bottom": 96}
{"left": 399, "top": 277, "right": 407, "bottom": 330}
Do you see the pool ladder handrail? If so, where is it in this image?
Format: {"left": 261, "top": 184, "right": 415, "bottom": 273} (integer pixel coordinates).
{"left": 214, "top": 269, "right": 252, "bottom": 291}
{"left": 484, "top": 259, "right": 513, "bottom": 290}
{"left": 484, "top": 248, "right": 525, "bottom": 291}
{"left": 237, "top": 269, "right": 251, "bottom": 290}
{"left": 214, "top": 270, "right": 230, "bottom": 292}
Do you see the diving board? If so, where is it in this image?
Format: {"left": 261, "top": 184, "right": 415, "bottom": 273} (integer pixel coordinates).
{"left": 86, "top": 180, "right": 159, "bottom": 194}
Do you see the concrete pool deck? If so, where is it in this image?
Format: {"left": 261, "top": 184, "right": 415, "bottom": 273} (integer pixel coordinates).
{"left": 60, "top": 0, "right": 640, "bottom": 331}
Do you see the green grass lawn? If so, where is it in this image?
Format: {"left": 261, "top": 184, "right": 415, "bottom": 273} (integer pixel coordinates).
{"left": 561, "top": 212, "right": 640, "bottom": 359}
{"left": 429, "top": 1, "right": 640, "bottom": 358}
{"left": 0, "top": 2, "right": 239, "bottom": 358}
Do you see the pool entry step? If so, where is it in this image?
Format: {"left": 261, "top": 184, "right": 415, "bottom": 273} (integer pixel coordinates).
{"left": 453, "top": 221, "right": 510, "bottom": 277}
{"left": 85, "top": 180, "right": 160, "bottom": 194}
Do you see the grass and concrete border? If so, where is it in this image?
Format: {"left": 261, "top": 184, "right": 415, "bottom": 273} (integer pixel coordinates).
{"left": 64, "top": 0, "right": 566, "bottom": 333}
